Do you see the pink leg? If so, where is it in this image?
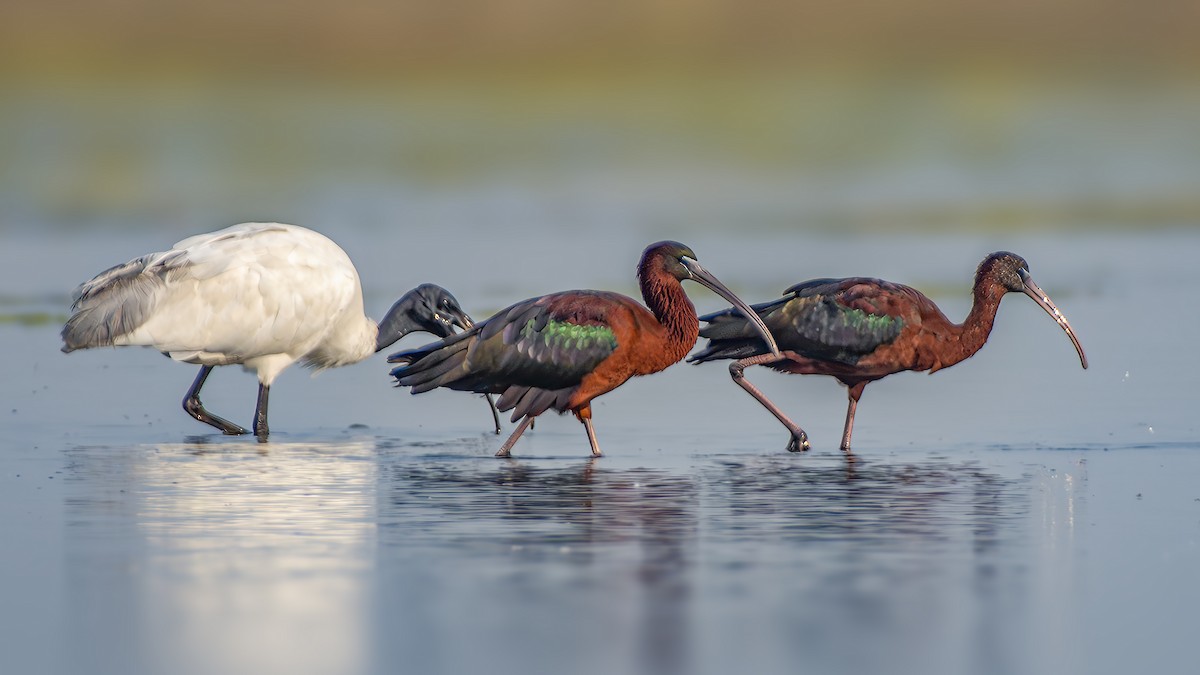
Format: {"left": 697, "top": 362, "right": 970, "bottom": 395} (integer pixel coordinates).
{"left": 582, "top": 417, "right": 601, "bottom": 457}
{"left": 729, "top": 354, "right": 810, "bottom": 453}
{"left": 840, "top": 382, "right": 868, "bottom": 452}
{"left": 496, "top": 416, "right": 535, "bottom": 457}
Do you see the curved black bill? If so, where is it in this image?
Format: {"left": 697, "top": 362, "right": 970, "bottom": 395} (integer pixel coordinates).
{"left": 681, "top": 257, "right": 782, "bottom": 358}
{"left": 1018, "top": 269, "right": 1088, "bottom": 369}
{"left": 445, "top": 308, "right": 473, "bottom": 331}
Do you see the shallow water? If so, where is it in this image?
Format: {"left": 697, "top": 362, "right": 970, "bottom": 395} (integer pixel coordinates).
{"left": 4, "top": 432, "right": 1198, "bottom": 675}
{"left": 2, "top": 224, "right": 1197, "bottom": 675}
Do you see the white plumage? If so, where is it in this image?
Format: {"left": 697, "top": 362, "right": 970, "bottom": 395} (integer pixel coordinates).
{"left": 63, "top": 222, "right": 479, "bottom": 437}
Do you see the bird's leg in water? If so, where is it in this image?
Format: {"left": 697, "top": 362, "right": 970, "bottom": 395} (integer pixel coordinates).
{"left": 253, "top": 384, "right": 270, "bottom": 439}
{"left": 496, "top": 416, "right": 535, "bottom": 457}
{"left": 182, "top": 366, "right": 250, "bottom": 435}
{"left": 484, "top": 394, "right": 501, "bottom": 434}
{"left": 577, "top": 406, "right": 601, "bottom": 457}
{"left": 840, "top": 382, "right": 867, "bottom": 453}
{"left": 729, "top": 354, "right": 811, "bottom": 452}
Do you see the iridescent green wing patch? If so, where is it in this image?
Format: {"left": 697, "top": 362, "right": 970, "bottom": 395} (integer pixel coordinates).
{"left": 522, "top": 318, "right": 618, "bottom": 355}
{"left": 514, "top": 316, "right": 618, "bottom": 377}
{"left": 837, "top": 305, "right": 903, "bottom": 336}
{"left": 464, "top": 297, "right": 620, "bottom": 390}
{"left": 781, "top": 293, "right": 904, "bottom": 364}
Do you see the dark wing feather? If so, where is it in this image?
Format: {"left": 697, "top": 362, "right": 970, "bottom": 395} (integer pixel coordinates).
{"left": 60, "top": 250, "right": 190, "bottom": 351}
{"left": 692, "top": 277, "right": 906, "bottom": 365}
{"left": 390, "top": 291, "right": 620, "bottom": 415}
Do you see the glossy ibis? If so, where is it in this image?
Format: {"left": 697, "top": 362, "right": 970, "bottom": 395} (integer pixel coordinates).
{"left": 689, "top": 251, "right": 1088, "bottom": 453}
{"left": 62, "top": 222, "right": 498, "bottom": 437}
{"left": 388, "top": 240, "right": 781, "bottom": 457}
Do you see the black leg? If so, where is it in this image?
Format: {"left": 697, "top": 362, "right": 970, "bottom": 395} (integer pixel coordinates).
{"left": 252, "top": 383, "right": 270, "bottom": 439}
{"left": 484, "top": 394, "right": 501, "bottom": 434}
{"left": 182, "top": 366, "right": 249, "bottom": 435}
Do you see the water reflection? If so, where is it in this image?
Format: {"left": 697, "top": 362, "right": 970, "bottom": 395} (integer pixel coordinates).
{"left": 371, "top": 446, "right": 1031, "bottom": 675}
{"left": 375, "top": 452, "right": 1025, "bottom": 559}
{"left": 1028, "top": 457, "right": 1088, "bottom": 673}
{"left": 56, "top": 434, "right": 1039, "bottom": 675}
{"left": 695, "top": 455, "right": 1032, "bottom": 675}
{"left": 62, "top": 439, "right": 378, "bottom": 675}
{"left": 382, "top": 459, "right": 695, "bottom": 548}
{"left": 374, "top": 456, "right": 699, "bottom": 674}
{"left": 705, "top": 455, "right": 1026, "bottom": 550}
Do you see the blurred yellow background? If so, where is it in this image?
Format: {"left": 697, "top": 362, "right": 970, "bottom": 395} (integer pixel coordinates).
{"left": 5, "top": 0, "right": 1197, "bottom": 71}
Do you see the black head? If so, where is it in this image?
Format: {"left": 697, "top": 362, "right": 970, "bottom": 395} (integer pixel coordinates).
{"left": 638, "top": 240, "right": 700, "bottom": 282}
{"left": 636, "top": 240, "right": 782, "bottom": 358}
{"left": 976, "top": 251, "right": 1032, "bottom": 292}
{"left": 375, "top": 284, "right": 474, "bottom": 353}
{"left": 977, "top": 251, "right": 1088, "bottom": 369}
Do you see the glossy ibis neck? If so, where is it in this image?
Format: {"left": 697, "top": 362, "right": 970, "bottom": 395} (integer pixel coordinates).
{"left": 948, "top": 278, "right": 1007, "bottom": 367}
{"left": 638, "top": 262, "right": 700, "bottom": 368}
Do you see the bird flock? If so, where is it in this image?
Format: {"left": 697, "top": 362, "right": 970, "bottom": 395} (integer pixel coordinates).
{"left": 62, "top": 222, "right": 1088, "bottom": 457}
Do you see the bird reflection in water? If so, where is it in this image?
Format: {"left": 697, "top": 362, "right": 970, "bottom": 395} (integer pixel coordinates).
{"left": 383, "top": 459, "right": 697, "bottom": 565}
{"left": 703, "top": 456, "right": 1026, "bottom": 555}
{"left": 380, "top": 458, "right": 698, "bottom": 673}
{"left": 379, "top": 452, "right": 1025, "bottom": 562}
{"left": 377, "top": 449, "right": 1026, "bottom": 675}
{"left": 61, "top": 439, "right": 380, "bottom": 675}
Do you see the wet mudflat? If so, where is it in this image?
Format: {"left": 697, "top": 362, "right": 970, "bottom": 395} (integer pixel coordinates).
{"left": 2, "top": 228, "right": 1197, "bottom": 675}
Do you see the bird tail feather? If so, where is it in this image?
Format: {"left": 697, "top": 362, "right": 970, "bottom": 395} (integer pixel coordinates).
{"left": 498, "top": 386, "right": 572, "bottom": 422}
{"left": 61, "top": 251, "right": 186, "bottom": 352}
{"left": 688, "top": 339, "right": 765, "bottom": 363}
{"left": 390, "top": 337, "right": 473, "bottom": 392}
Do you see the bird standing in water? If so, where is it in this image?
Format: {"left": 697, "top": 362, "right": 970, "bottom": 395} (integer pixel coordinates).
{"left": 690, "top": 252, "right": 1088, "bottom": 453}
{"left": 62, "top": 222, "right": 495, "bottom": 437}
{"left": 389, "top": 240, "right": 781, "bottom": 457}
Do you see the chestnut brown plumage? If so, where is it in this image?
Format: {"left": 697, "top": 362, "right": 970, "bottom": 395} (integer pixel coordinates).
{"left": 690, "top": 252, "right": 1088, "bottom": 453}
{"left": 389, "top": 241, "right": 780, "bottom": 458}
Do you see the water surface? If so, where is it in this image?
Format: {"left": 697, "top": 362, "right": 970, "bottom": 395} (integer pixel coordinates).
{"left": 2, "top": 226, "right": 1197, "bottom": 675}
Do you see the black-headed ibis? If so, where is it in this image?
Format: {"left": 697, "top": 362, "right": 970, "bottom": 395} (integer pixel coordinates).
{"left": 62, "top": 222, "right": 498, "bottom": 438}
{"left": 689, "top": 251, "right": 1088, "bottom": 453}
{"left": 388, "top": 240, "right": 781, "bottom": 458}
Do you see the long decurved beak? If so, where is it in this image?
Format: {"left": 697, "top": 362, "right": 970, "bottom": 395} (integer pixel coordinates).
{"left": 445, "top": 309, "right": 473, "bottom": 331}
{"left": 681, "top": 257, "right": 782, "bottom": 359}
{"left": 1018, "top": 269, "right": 1088, "bottom": 369}
{"left": 426, "top": 306, "right": 474, "bottom": 338}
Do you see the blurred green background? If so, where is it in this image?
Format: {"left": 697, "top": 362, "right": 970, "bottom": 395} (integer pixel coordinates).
{"left": 1, "top": 0, "right": 1198, "bottom": 235}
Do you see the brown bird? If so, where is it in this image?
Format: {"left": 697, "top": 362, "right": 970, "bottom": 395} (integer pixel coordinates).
{"left": 689, "top": 251, "right": 1088, "bottom": 453}
{"left": 389, "top": 241, "right": 780, "bottom": 457}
